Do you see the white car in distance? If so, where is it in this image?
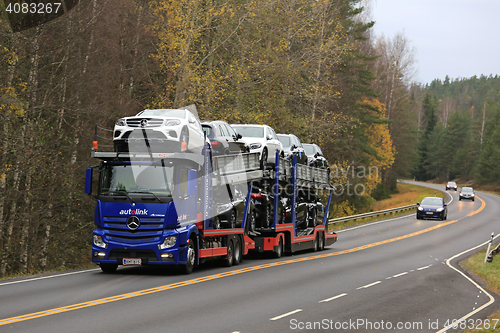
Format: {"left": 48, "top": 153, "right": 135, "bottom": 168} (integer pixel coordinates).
{"left": 113, "top": 109, "right": 207, "bottom": 154}
{"left": 231, "top": 124, "right": 283, "bottom": 169}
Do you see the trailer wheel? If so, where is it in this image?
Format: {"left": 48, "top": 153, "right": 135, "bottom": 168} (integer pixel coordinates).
{"left": 273, "top": 237, "right": 283, "bottom": 258}
{"left": 100, "top": 264, "right": 117, "bottom": 273}
{"left": 318, "top": 232, "right": 325, "bottom": 251}
{"left": 222, "top": 239, "right": 234, "bottom": 267}
{"left": 233, "top": 237, "right": 242, "bottom": 265}
{"left": 312, "top": 234, "right": 318, "bottom": 252}
{"left": 182, "top": 238, "right": 196, "bottom": 274}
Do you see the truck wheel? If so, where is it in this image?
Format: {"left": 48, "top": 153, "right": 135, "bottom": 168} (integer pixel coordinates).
{"left": 233, "top": 237, "right": 242, "bottom": 265}
{"left": 100, "top": 264, "right": 117, "bottom": 273}
{"left": 222, "top": 239, "right": 234, "bottom": 267}
{"left": 183, "top": 238, "right": 196, "bottom": 274}
{"left": 273, "top": 238, "right": 283, "bottom": 258}
{"left": 312, "top": 234, "right": 318, "bottom": 252}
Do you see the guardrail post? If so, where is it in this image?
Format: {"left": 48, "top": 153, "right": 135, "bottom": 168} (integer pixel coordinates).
{"left": 485, "top": 232, "right": 495, "bottom": 263}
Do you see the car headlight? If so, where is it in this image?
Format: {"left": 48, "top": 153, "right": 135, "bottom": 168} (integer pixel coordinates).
{"left": 436, "top": 208, "right": 444, "bottom": 212}
{"left": 158, "top": 236, "right": 177, "bottom": 250}
{"left": 165, "top": 119, "right": 181, "bottom": 126}
{"left": 93, "top": 234, "right": 107, "bottom": 248}
{"left": 460, "top": 193, "right": 463, "bottom": 196}
{"left": 418, "top": 207, "right": 423, "bottom": 211}
{"left": 115, "top": 118, "right": 126, "bottom": 126}
{"left": 249, "top": 143, "right": 262, "bottom": 150}
{"left": 471, "top": 193, "right": 475, "bottom": 196}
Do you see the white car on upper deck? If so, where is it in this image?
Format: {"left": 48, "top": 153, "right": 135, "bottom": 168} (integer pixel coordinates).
{"left": 231, "top": 124, "right": 283, "bottom": 169}
{"left": 113, "top": 109, "right": 207, "bottom": 154}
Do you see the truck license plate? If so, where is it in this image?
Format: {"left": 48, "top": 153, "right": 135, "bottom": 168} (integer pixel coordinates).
{"left": 123, "top": 258, "right": 141, "bottom": 265}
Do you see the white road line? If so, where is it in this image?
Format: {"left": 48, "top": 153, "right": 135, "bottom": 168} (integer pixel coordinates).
{"left": 392, "top": 272, "right": 408, "bottom": 278}
{"left": 319, "top": 293, "right": 347, "bottom": 303}
{"left": 0, "top": 268, "right": 101, "bottom": 286}
{"left": 356, "top": 281, "right": 381, "bottom": 289}
{"left": 270, "top": 309, "right": 303, "bottom": 321}
{"left": 436, "top": 234, "right": 500, "bottom": 333}
{"left": 417, "top": 264, "right": 432, "bottom": 270}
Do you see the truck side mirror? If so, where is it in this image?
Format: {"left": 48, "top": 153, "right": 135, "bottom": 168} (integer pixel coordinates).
{"left": 85, "top": 168, "right": 93, "bottom": 195}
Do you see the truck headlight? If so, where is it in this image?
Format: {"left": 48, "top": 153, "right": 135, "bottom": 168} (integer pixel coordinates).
{"left": 93, "top": 234, "right": 107, "bottom": 248}
{"left": 159, "top": 236, "right": 177, "bottom": 249}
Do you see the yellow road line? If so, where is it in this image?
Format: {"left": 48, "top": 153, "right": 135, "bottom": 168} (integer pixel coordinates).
{"left": 0, "top": 196, "right": 486, "bottom": 326}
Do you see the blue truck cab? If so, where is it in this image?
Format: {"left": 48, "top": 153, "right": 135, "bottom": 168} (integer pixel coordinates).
{"left": 86, "top": 151, "right": 207, "bottom": 274}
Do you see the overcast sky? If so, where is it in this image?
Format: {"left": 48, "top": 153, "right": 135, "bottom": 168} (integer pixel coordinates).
{"left": 370, "top": 0, "right": 500, "bottom": 85}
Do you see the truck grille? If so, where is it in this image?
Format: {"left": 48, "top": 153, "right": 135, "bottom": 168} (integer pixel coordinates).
{"left": 103, "top": 216, "right": 164, "bottom": 245}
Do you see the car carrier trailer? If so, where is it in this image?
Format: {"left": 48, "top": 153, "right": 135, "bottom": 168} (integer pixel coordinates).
{"left": 85, "top": 140, "right": 337, "bottom": 274}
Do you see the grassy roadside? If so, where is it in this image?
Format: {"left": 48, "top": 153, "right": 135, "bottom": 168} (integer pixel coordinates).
{"left": 330, "top": 182, "right": 446, "bottom": 231}
{"left": 461, "top": 250, "right": 500, "bottom": 333}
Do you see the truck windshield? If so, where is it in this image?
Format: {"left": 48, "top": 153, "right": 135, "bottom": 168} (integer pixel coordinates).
{"left": 99, "top": 164, "right": 173, "bottom": 197}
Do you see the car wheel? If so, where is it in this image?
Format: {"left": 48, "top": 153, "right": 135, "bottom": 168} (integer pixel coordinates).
{"left": 260, "top": 149, "right": 268, "bottom": 170}
{"left": 230, "top": 210, "right": 236, "bottom": 229}
{"left": 213, "top": 216, "right": 221, "bottom": 229}
{"left": 247, "top": 210, "right": 256, "bottom": 233}
{"left": 180, "top": 127, "right": 189, "bottom": 152}
{"left": 308, "top": 208, "right": 317, "bottom": 227}
{"left": 265, "top": 204, "right": 273, "bottom": 228}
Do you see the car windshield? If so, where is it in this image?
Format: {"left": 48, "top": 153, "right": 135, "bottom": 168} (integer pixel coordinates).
{"left": 462, "top": 187, "right": 473, "bottom": 193}
{"left": 421, "top": 197, "right": 443, "bottom": 206}
{"left": 99, "top": 164, "right": 173, "bottom": 197}
{"left": 303, "top": 144, "right": 315, "bottom": 155}
{"left": 277, "top": 135, "right": 291, "bottom": 148}
{"left": 232, "top": 126, "right": 264, "bottom": 138}
{"left": 137, "top": 109, "right": 186, "bottom": 118}
{"left": 447, "top": 182, "right": 456, "bottom": 186}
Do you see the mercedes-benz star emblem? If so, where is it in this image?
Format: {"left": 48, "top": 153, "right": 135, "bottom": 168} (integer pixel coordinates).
{"left": 140, "top": 119, "right": 148, "bottom": 127}
{"left": 127, "top": 216, "right": 140, "bottom": 230}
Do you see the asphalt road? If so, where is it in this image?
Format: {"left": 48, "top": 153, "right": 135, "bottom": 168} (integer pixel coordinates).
{"left": 1, "top": 182, "right": 500, "bottom": 333}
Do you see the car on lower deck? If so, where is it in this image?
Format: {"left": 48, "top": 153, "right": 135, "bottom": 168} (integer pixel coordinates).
{"left": 416, "top": 196, "right": 447, "bottom": 220}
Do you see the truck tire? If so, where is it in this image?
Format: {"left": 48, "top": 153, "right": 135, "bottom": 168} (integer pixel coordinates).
{"left": 233, "top": 237, "right": 242, "bottom": 265}
{"left": 182, "top": 238, "right": 196, "bottom": 274}
{"left": 222, "top": 239, "right": 234, "bottom": 267}
{"left": 312, "top": 234, "right": 318, "bottom": 252}
{"left": 100, "top": 264, "right": 117, "bottom": 273}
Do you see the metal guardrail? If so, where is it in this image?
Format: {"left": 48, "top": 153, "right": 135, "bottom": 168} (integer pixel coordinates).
{"left": 328, "top": 204, "right": 418, "bottom": 225}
